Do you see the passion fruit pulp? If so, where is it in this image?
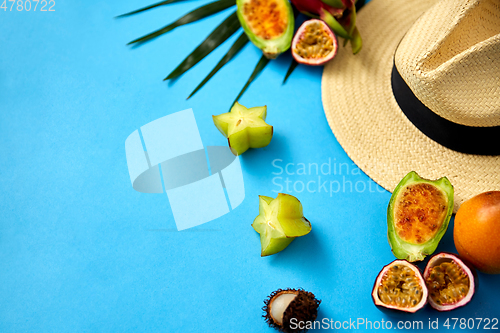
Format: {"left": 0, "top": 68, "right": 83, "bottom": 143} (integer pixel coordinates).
{"left": 372, "top": 260, "right": 428, "bottom": 314}
{"left": 236, "top": 0, "right": 295, "bottom": 59}
{"left": 387, "top": 171, "right": 454, "bottom": 262}
{"left": 292, "top": 19, "right": 338, "bottom": 66}
{"left": 423, "top": 252, "right": 476, "bottom": 311}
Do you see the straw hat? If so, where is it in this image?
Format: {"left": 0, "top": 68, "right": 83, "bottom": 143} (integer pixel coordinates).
{"left": 322, "top": 0, "right": 500, "bottom": 211}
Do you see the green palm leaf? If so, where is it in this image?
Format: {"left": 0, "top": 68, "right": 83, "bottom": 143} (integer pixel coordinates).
{"left": 232, "top": 55, "right": 270, "bottom": 107}
{"left": 128, "top": 0, "right": 236, "bottom": 45}
{"left": 164, "top": 11, "right": 241, "bottom": 81}
{"left": 188, "top": 33, "right": 249, "bottom": 99}
{"left": 283, "top": 59, "right": 298, "bottom": 84}
{"left": 117, "top": 0, "right": 189, "bottom": 18}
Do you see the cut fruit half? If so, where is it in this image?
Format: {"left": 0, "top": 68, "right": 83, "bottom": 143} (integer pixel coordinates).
{"left": 236, "top": 0, "right": 295, "bottom": 58}
{"left": 264, "top": 288, "right": 321, "bottom": 333}
{"left": 387, "top": 171, "right": 454, "bottom": 262}
{"left": 423, "top": 252, "right": 476, "bottom": 311}
{"left": 372, "top": 259, "right": 428, "bottom": 314}
{"left": 292, "top": 19, "right": 338, "bottom": 66}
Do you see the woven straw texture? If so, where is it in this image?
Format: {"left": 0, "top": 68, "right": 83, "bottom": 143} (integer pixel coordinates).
{"left": 322, "top": 0, "right": 500, "bottom": 212}
{"left": 395, "top": 0, "right": 500, "bottom": 127}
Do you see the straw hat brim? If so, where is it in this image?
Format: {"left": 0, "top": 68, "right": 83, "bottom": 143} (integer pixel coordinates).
{"left": 322, "top": 0, "right": 500, "bottom": 212}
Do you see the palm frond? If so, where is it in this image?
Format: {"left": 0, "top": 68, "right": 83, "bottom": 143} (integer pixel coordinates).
{"left": 283, "top": 59, "right": 298, "bottom": 84}
{"left": 164, "top": 11, "right": 241, "bottom": 81}
{"left": 116, "top": 0, "right": 189, "bottom": 18}
{"left": 128, "top": 0, "right": 236, "bottom": 45}
{"left": 188, "top": 33, "right": 249, "bottom": 99}
{"left": 232, "top": 55, "right": 270, "bottom": 107}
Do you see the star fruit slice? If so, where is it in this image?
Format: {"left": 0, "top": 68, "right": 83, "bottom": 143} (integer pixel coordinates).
{"left": 212, "top": 102, "right": 273, "bottom": 156}
{"left": 252, "top": 193, "right": 312, "bottom": 256}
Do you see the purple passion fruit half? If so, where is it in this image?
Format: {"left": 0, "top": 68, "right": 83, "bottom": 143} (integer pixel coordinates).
{"left": 292, "top": 19, "right": 338, "bottom": 66}
{"left": 423, "top": 252, "right": 476, "bottom": 311}
{"left": 387, "top": 171, "right": 454, "bottom": 262}
{"left": 372, "top": 260, "right": 428, "bottom": 314}
{"left": 263, "top": 288, "right": 321, "bottom": 333}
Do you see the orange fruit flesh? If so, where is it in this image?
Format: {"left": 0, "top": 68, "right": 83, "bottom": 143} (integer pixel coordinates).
{"left": 454, "top": 191, "right": 500, "bottom": 274}
{"left": 394, "top": 183, "right": 448, "bottom": 244}
{"left": 242, "top": 0, "right": 288, "bottom": 40}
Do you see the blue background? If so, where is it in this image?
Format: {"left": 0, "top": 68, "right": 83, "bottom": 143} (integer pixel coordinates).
{"left": 1, "top": 0, "right": 499, "bottom": 332}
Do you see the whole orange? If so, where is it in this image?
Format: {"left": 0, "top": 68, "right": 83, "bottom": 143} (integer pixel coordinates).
{"left": 454, "top": 191, "right": 500, "bottom": 274}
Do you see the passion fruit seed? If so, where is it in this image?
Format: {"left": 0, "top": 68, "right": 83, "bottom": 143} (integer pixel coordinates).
{"left": 426, "top": 261, "right": 470, "bottom": 306}
{"left": 377, "top": 265, "right": 424, "bottom": 308}
{"left": 242, "top": 0, "right": 288, "bottom": 40}
{"left": 394, "top": 183, "right": 448, "bottom": 245}
{"left": 294, "top": 22, "right": 334, "bottom": 59}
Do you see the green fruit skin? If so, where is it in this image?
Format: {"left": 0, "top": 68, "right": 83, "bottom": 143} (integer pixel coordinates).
{"left": 236, "top": 0, "right": 295, "bottom": 59}
{"left": 350, "top": 27, "right": 362, "bottom": 54}
{"left": 276, "top": 193, "right": 312, "bottom": 237}
{"left": 213, "top": 102, "right": 273, "bottom": 156}
{"left": 261, "top": 235, "right": 295, "bottom": 257}
{"left": 252, "top": 194, "right": 311, "bottom": 256}
{"left": 387, "top": 171, "right": 454, "bottom": 262}
{"left": 212, "top": 116, "right": 229, "bottom": 138}
{"left": 228, "top": 125, "right": 273, "bottom": 156}
{"left": 320, "top": 0, "right": 346, "bottom": 9}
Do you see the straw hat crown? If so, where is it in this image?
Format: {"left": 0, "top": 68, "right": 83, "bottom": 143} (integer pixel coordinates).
{"left": 322, "top": 0, "right": 500, "bottom": 211}
{"left": 395, "top": 0, "right": 500, "bottom": 127}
